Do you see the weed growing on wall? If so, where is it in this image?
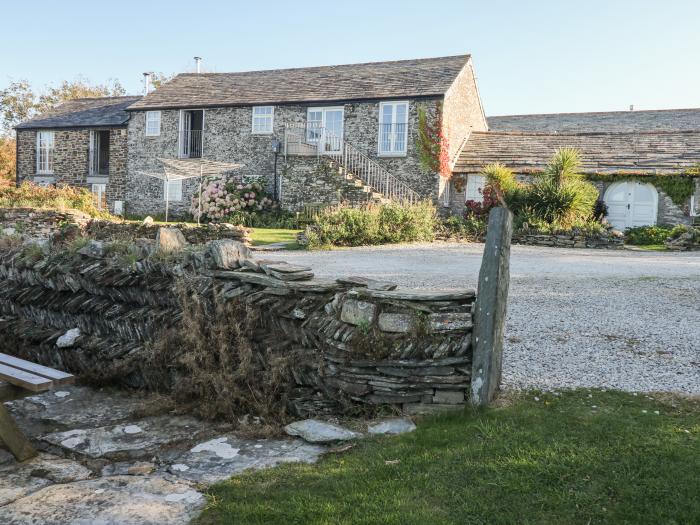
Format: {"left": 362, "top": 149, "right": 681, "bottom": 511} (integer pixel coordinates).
{"left": 147, "top": 281, "right": 297, "bottom": 431}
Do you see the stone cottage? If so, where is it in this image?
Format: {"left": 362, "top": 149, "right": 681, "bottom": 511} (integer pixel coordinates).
{"left": 446, "top": 109, "right": 700, "bottom": 229}
{"left": 14, "top": 96, "right": 141, "bottom": 214}
{"left": 122, "top": 55, "right": 487, "bottom": 216}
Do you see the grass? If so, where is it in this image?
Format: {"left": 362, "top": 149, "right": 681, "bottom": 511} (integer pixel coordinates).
{"left": 197, "top": 390, "right": 700, "bottom": 525}
{"left": 249, "top": 228, "right": 301, "bottom": 248}
{"left": 627, "top": 244, "right": 668, "bottom": 252}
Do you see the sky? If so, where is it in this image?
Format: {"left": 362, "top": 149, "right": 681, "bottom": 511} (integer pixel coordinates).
{"left": 2, "top": 0, "right": 699, "bottom": 116}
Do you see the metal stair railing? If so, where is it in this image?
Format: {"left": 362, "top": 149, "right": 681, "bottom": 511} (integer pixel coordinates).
{"left": 284, "top": 124, "right": 421, "bottom": 204}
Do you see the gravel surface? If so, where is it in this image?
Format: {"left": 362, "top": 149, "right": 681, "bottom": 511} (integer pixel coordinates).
{"left": 262, "top": 243, "right": 700, "bottom": 394}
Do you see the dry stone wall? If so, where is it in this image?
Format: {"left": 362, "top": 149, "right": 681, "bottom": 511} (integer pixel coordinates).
{"left": 0, "top": 238, "right": 475, "bottom": 415}
{"left": 0, "top": 207, "right": 249, "bottom": 245}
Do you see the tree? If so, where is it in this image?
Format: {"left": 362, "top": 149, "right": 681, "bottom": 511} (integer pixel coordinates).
{"left": 36, "top": 78, "right": 125, "bottom": 114}
{"left": 149, "top": 72, "right": 175, "bottom": 90}
{"left": 0, "top": 80, "right": 37, "bottom": 136}
{"left": 0, "top": 137, "right": 16, "bottom": 185}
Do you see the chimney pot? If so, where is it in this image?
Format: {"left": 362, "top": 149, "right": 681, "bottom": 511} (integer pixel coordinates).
{"left": 143, "top": 72, "right": 152, "bottom": 95}
{"left": 194, "top": 57, "right": 202, "bottom": 74}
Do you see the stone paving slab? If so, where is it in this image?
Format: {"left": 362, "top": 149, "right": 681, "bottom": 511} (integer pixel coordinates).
{"left": 0, "top": 452, "right": 91, "bottom": 507}
{"left": 5, "top": 386, "right": 151, "bottom": 437}
{"left": 0, "top": 475, "right": 204, "bottom": 525}
{"left": 165, "top": 435, "right": 325, "bottom": 484}
{"left": 41, "top": 415, "right": 209, "bottom": 461}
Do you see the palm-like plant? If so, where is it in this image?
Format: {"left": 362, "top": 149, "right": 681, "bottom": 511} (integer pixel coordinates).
{"left": 543, "top": 147, "right": 584, "bottom": 186}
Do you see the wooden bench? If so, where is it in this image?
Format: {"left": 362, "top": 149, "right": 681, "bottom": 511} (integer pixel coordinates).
{"left": 0, "top": 353, "right": 74, "bottom": 461}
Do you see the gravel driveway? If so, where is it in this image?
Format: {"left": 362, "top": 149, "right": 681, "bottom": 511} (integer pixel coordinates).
{"left": 263, "top": 243, "right": 700, "bottom": 394}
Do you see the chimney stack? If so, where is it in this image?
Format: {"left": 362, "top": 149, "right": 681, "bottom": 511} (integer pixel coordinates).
{"left": 194, "top": 56, "right": 202, "bottom": 73}
{"left": 143, "top": 72, "right": 151, "bottom": 95}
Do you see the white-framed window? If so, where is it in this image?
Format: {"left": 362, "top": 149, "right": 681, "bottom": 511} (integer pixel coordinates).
{"left": 252, "top": 106, "right": 274, "bottom": 134}
{"left": 465, "top": 174, "right": 486, "bottom": 203}
{"left": 306, "top": 107, "right": 344, "bottom": 153}
{"left": 378, "top": 101, "right": 408, "bottom": 156}
{"left": 36, "top": 131, "right": 55, "bottom": 174}
{"left": 164, "top": 179, "right": 182, "bottom": 202}
{"left": 145, "top": 111, "right": 161, "bottom": 136}
{"left": 91, "top": 183, "right": 107, "bottom": 210}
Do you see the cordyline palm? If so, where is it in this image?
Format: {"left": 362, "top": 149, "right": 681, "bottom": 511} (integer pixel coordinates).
{"left": 544, "top": 147, "right": 583, "bottom": 186}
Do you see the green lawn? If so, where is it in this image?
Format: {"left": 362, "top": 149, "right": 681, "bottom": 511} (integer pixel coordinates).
{"left": 197, "top": 390, "right": 700, "bottom": 525}
{"left": 249, "top": 228, "right": 301, "bottom": 248}
{"left": 633, "top": 244, "right": 668, "bottom": 251}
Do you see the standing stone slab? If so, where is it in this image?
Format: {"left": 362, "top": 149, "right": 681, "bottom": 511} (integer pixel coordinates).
{"left": 471, "top": 207, "right": 513, "bottom": 406}
{"left": 155, "top": 228, "right": 188, "bottom": 254}
{"left": 208, "top": 240, "right": 253, "bottom": 269}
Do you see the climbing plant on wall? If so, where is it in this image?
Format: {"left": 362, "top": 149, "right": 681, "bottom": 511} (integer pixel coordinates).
{"left": 416, "top": 102, "right": 450, "bottom": 177}
{"left": 586, "top": 173, "right": 697, "bottom": 206}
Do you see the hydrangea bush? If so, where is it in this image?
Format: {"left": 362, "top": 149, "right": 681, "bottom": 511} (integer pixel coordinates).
{"left": 191, "top": 178, "right": 277, "bottom": 222}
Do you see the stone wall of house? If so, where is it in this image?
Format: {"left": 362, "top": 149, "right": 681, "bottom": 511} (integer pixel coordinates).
{"left": 125, "top": 99, "right": 443, "bottom": 216}
{"left": 443, "top": 58, "right": 488, "bottom": 162}
{"left": 15, "top": 128, "right": 128, "bottom": 214}
{"left": 0, "top": 239, "right": 475, "bottom": 415}
{"left": 0, "top": 207, "right": 249, "bottom": 244}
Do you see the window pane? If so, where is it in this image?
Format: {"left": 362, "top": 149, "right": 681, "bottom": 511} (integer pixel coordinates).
{"left": 381, "top": 104, "right": 393, "bottom": 124}
{"left": 396, "top": 103, "right": 408, "bottom": 123}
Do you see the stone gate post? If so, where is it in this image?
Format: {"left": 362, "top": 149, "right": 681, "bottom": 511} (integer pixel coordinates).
{"left": 470, "top": 207, "right": 513, "bottom": 406}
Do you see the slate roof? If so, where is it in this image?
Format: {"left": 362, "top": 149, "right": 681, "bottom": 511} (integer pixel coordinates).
{"left": 453, "top": 131, "right": 700, "bottom": 175}
{"left": 488, "top": 108, "right": 700, "bottom": 133}
{"left": 15, "top": 96, "right": 142, "bottom": 130}
{"left": 127, "top": 55, "right": 471, "bottom": 110}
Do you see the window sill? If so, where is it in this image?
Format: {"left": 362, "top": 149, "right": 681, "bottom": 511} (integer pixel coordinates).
{"left": 377, "top": 152, "right": 407, "bottom": 158}
{"left": 145, "top": 134, "right": 160, "bottom": 138}
{"left": 251, "top": 131, "right": 274, "bottom": 136}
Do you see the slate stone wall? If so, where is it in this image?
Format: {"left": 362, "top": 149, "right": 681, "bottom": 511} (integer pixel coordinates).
{"left": 0, "top": 208, "right": 92, "bottom": 238}
{"left": 15, "top": 128, "right": 128, "bottom": 214}
{"left": 0, "top": 207, "right": 249, "bottom": 244}
{"left": 125, "top": 99, "right": 445, "bottom": 216}
{"left": 0, "top": 240, "right": 475, "bottom": 415}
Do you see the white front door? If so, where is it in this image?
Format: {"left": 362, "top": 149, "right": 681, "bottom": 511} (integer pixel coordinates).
{"left": 604, "top": 181, "right": 658, "bottom": 230}
{"left": 307, "top": 107, "right": 344, "bottom": 153}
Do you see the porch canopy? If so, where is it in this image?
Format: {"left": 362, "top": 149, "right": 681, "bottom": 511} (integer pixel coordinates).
{"left": 141, "top": 158, "right": 242, "bottom": 223}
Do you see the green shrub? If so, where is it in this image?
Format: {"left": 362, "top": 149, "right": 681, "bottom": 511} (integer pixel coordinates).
{"left": 439, "top": 215, "right": 487, "bottom": 241}
{"left": 667, "top": 224, "right": 699, "bottom": 241}
{"left": 625, "top": 225, "right": 674, "bottom": 245}
{"left": 304, "top": 201, "right": 436, "bottom": 248}
{"left": 0, "top": 182, "right": 111, "bottom": 218}
{"left": 226, "top": 209, "right": 298, "bottom": 229}
{"left": 484, "top": 149, "right": 599, "bottom": 229}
